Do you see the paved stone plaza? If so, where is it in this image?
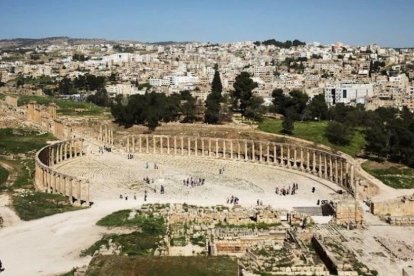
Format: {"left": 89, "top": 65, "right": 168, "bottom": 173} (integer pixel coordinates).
{"left": 55, "top": 150, "right": 342, "bottom": 210}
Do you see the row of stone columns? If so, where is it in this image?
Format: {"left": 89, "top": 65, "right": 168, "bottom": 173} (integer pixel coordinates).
{"left": 35, "top": 139, "right": 90, "bottom": 205}
{"left": 124, "top": 135, "right": 355, "bottom": 193}
{"left": 48, "top": 139, "right": 84, "bottom": 166}
{"left": 99, "top": 124, "right": 113, "bottom": 145}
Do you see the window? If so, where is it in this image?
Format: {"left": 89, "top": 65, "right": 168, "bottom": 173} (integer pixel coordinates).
{"left": 343, "top": 89, "right": 347, "bottom": 98}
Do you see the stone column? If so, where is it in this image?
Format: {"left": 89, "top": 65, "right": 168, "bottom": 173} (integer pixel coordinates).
{"left": 153, "top": 136, "right": 156, "bottom": 154}
{"left": 259, "top": 143, "right": 263, "bottom": 162}
{"left": 223, "top": 139, "right": 226, "bottom": 159}
{"left": 312, "top": 151, "right": 316, "bottom": 174}
{"left": 244, "top": 141, "right": 248, "bottom": 161}
{"left": 334, "top": 158, "right": 339, "bottom": 184}
{"left": 293, "top": 148, "right": 297, "bottom": 168}
{"left": 251, "top": 141, "right": 255, "bottom": 161}
{"left": 266, "top": 143, "right": 270, "bottom": 163}
{"left": 324, "top": 154, "right": 328, "bottom": 179}
{"left": 287, "top": 145, "right": 291, "bottom": 168}
{"left": 167, "top": 137, "right": 170, "bottom": 154}
{"left": 146, "top": 135, "right": 149, "bottom": 153}
{"left": 52, "top": 173, "right": 57, "bottom": 192}
{"left": 215, "top": 139, "right": 219, "bottom": 157}
{"left": 300, "top": 148, "right": 304, "bottom": 170}
{"left": 132, "top": 136, "right": 135, "bottom": 153}
{"left": 50, "top": 146, "right": 54, "bottom": 166}
{"left": 69, "top": 178, "right": 74, "bottom": 204}
{"left": 202, "top": 138, "right": 205, "bottom": 156}
{"left": 306, "top": 149, "right": 310, "bottom": 172}
{"left": 209, "top": 138, "right": 212, "bottom": 157}
{"left": 318, "top": 153, "right": 323, "bottom": 178}
{"left": 281, "top": 145, "right": 284, "bottom": 166}
{"left": 159, "top": 136, "right": 163, "bottom": 154}
{"left": 187, "top": 137, "right": 191, "bottom": 156}
{"left": 273, "top": 144, "right": 277, "bottom": 165}
{"left": 174, "top": 136, "right": 177, "bottom": 155}
{"left": 237, "top": 141, "right": 241, "bottom": 160}
{"left": 329, "top": 156, "right": 333, "bottom": 181}
{"left": 195, "top": 138, "right": 198, "bottom": 156}
{"left": 139, "top": 135, "right": 142, "bottom": 153}
{"left": 181, "top": 136, "right": 184, "bottom": 155}
{"left": 230, "top": 140, "right": 234, "bottom": 159}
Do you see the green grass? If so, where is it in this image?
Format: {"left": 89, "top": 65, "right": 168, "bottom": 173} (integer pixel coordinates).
{"left": 82, "top": 231, "right": 161, "bottom": 257}
{"left": 83, "top": 209, "right": 167, "bottom": 257}
{"left": 0, "top": 165, "right": 9, "bottom": 186}
{"left": 0, "top": 128, "right": 55, "bottom": 154}
{"left": 258, "top": 118, "right": 366, "bottom": 157}
{"left": 12, "top": 159, "right": 35, "bottom": 189}
{"left": 362, "top": 161, "right": 414, "bottom": 189}
{"left": 12, "top": 191, "right": 83, "bottom": 221}
{"left": 97, "top": 210, "right": 166, "bottom": 236}
{"left": 86, "top": 255, "right": 238, "bottom": 276}
{"left": 17, "top": 95, "right": 105, "bottom": 116}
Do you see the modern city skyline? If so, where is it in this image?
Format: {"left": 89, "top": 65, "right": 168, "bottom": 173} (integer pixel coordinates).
{"left": 1, "top": 0, "right": 414, "bottom": 47}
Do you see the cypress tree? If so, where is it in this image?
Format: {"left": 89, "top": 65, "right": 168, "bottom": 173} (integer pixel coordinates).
{"left": 204, "top": 66, "right": 223, "bottom": 124}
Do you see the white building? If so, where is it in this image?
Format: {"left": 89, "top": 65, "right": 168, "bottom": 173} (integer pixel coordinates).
{"left": 325, "top": 82, "right": 374, "bottom": 106}
{"left": 105, "top": 83, "right": 143, "bottom": 97}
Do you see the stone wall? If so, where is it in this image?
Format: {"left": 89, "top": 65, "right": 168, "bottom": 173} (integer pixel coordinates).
{"left": 120, "top": 134, "right": 357, "bottom": 195}
{"left": 371, "top": 195, "right": 414, "bottom": 217}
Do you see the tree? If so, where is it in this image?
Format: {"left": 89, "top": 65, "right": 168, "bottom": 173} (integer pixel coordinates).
{"left": 87, "top": 88, "right": 110, "bottom": 107}
{"left": 272, "top": 89, "right": 286, "bottom": 114}
{"left": 244, "top": 95, "right": 265, "bottom": 121}
{"left": 282, "top": 115, "right": 294, "bottom": 134}
{"left": 180, "top": 90, "right": 197, "bottom": 123}
{"left": 305, "top": 94, "right": 328, "bottom": 120}
{"left": 325, "top": 121, "right": 352, "bottom": 145}
{"left": 231, "top": 72, "right": 258, "bottom": 118}
{"left": 204, "top": 67, "right": 223, "bottom": 124}
{"left": 365, "top": 125, "right": 390, "bottom": 158}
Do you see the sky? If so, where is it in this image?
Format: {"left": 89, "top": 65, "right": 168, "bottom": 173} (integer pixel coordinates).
{"left": 0, "top": 0, "right": 414, "bottom": 47}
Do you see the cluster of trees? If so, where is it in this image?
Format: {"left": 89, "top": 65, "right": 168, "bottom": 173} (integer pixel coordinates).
{"left": 57, "top": 74, "right": 105, "bottom": 94}
{"left": 272, "top": 89, "right": 414, "bottom": 167}
{"left": 254, "top": 39, "right": 306, "bottom": 48}
{"left": 72, "top": 53, "right": 89, "bottom": 61}
{"left": 111, "top": 69, "right": 264, "bottom": 129}
{"left": 231, "top": 72, "right": 264, "bottom": 121}
{"left": 111, "top": 91, "right": 199, "bottom": 130}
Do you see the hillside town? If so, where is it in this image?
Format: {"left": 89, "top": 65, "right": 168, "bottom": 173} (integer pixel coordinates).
{"left": 1, "top": 38, "right": 414, "bottom": 110}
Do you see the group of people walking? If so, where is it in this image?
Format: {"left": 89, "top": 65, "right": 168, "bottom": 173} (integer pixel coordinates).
{"left": 183, "top": 177, "right": 205, "bottom": 187}
{"left": 275, "top": 182, "right": 299, "bottom": 196}
{"left": 98, "top": 146, "right": 112, "bottom": 154}
{"left": 226, "top": 195, "right": 240, "bottom": 205}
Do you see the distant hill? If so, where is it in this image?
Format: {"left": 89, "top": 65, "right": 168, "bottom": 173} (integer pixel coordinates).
{"left": 0, "top": 36, "right": 199, "bottom": 49}
{"left": 0, "top": 36, "right": 117, "bottom": 49}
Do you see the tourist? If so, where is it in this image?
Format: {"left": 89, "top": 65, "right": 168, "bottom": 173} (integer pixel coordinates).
{"left": 312, "top": 187, "right": 315, "bottom": 193}
{"left": 0, "top": 259, "right": 5, "bottom": 273}
{"left": 134, "top": 193, "right": 137, "bottom": 200}
{"left": 120, "top": 194, "right": 123, "bottom": 199}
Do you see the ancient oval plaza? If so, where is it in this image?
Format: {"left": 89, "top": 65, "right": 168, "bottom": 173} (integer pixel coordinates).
{"left": 1, "top": 100, "right": 414, "bottom": 276}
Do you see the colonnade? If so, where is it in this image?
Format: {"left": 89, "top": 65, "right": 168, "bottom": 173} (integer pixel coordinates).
{"left": 123, "top": 135, "right": 356, "bottom": 194}
{"left": 34, "top": 139, "right": 90, "bottom": 205}
{"left": 99, "top": 124, "right": 113, "bottom": 145}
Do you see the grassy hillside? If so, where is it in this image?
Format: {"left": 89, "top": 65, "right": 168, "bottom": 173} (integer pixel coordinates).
{"left": 17, "top": 95, "right": 105, "bottom": 116}
{"left": 258, "top": 118, "right": 366, "bottom": 157}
